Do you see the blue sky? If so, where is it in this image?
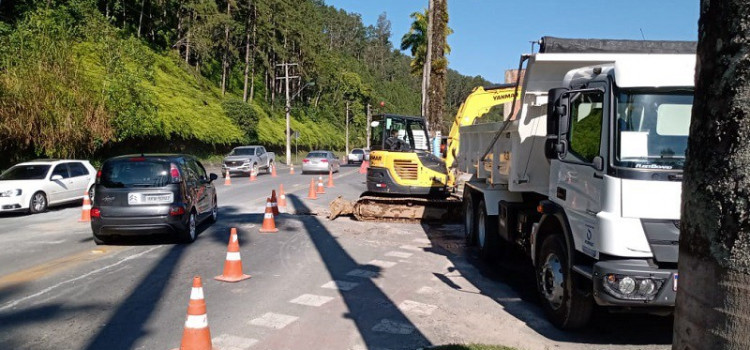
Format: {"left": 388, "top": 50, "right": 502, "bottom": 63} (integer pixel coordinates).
{"left": 324, "top": 0, "right": 699, "bottom": 83}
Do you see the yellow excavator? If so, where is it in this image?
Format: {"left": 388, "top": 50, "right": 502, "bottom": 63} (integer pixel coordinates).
{"left": 330, "top": 84, "right": 519, "bottom": 222}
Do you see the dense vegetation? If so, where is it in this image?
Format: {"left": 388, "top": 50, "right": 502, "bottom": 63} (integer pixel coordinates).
{"left": 0, "top": 0, "right": 491, "bottom": 167}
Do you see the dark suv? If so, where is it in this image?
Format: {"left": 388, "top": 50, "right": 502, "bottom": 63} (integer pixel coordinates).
{"left": 90, "top": 154, "right": 218, "bottom": 244}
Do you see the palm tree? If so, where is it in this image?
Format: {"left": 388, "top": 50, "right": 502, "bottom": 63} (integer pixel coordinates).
{"left": 673, "top": 1, "right": 750, "bottom": 349}
{"left": 400, "top": 9, "right": 428, "bottom": 75}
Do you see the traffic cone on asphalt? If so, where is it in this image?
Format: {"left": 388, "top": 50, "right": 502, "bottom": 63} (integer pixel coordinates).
{"left": 250, "top": 169, "right": 257, "bottom": 182}
{"left": 359, "top": 161, "right": 367, "bottom": 174}
{"left": 79, "top": 191, "right": 92, "bottom": 222}
{"left": 307, "top": 178, "right": 318, "bottom": 200}
{"left": 259, "top": 198, "right": 279, "bottom": 233}
{"left": 224, "top": 172, "right": 231, "bottom": 186}
{"left": 215, "top": 228, "right": 252, "bottom": 283}
{"left": 290, "top": 165, "right": 295, "bottom": 175}
{"left": 271, "top": 164, "right": 278, "bottom": 177}
{"left": 327, "top": 169, "right": 335, "bottom": 188}
{"left": 270, "top": 190, "right": 280, "bottom": 216}
{"left": 278, "top": 184, "right": 287, "bottom": 209}
{"left": 317, "top": 176, "right": 325, "bottom": 194}
{"left": 175, "top": 276, "right": 213, "bottom": 350}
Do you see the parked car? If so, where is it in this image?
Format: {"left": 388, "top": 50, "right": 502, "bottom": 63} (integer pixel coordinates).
{"left": 0, "top": 159, "right": 96, "bottom": 214}
{"left": 347, "top": 148, "right": 369, "bottom": 163}
{"left": 302, "top": 151, "right": 340, "bottom": 174}
{"left": 90, "top": 154, "right": 218, "bottom": 245}
{"left": 222, "top": 146, "right": 275, "bottom": 177}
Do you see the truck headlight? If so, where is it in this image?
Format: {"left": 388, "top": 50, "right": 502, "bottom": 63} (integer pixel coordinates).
{"left": 0, "top": 189, "right": 22, "bottom": 197}
{"left": 602, "top": 274, "right": 665, "bottom": 301}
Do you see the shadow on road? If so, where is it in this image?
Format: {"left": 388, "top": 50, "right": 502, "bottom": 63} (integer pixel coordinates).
{"left": 287, "top": 193, "right": 432, "bottom": 349}
{"left": 421, "top": 223, "right": 673, "bottom": 346}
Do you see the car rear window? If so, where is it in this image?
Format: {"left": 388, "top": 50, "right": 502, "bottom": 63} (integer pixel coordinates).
{"left": 353, "top": 149, "right": 363, "bottom": 154}
{"left": 307, "top": 152, "right": 327, "bottom": 158}
{"left": 0, "top": 165, "right": 50, "bottom": 180}
{"left": 231, "top": 148, "right": 255, "bottom": 156}
{"left": 101, "top": 158, "right": 171, "bottom": 188}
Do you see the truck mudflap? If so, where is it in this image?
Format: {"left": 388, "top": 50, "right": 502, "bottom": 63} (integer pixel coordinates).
{"left": 592, "top": 260, "right": 677, "bottom": 307}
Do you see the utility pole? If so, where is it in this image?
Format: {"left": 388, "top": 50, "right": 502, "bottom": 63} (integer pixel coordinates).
{"left": 366, "top": 103, "right": 372, "bottom": 149}
{"left": 276, "top": 62, "right": 299, "bottom": 166}
{"left": 345, "top": 101, "right": 350, "bottom": 156}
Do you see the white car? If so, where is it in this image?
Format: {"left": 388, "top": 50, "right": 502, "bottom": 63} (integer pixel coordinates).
{"left": 348, "top": 148, "right": 370, "bottom": 163}
{"left": 0, "top": 160, "right": 96, "bottom": 214}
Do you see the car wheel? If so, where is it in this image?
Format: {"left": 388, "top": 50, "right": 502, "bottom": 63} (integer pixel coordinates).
{"left": 88, "top": 185, "right": 95, "bottom": 202}
{"left": 208, "top": 198, "right": 218, "bottom": 224}
{"left": 463, "top": 190, "right": 476, "bottom": 246}
{"left": 267, "top": 161, "right": 274, "bottom": 174}
{"left": 536, "top": 234, "right": 593, "bottom": 329}
{"left": 252, "top": 163, "right": 259, "bottom": 176}
{"left": 180, "top": 211, "right": 197, "bottom": 243}
{"left": 29, "top": 191, "right": 48, "bottom": 214}
{"left": 93, "top": 234, "right": 108, "bottom": 245}
{"left": 477, "top": 199, "right": 500, "bottom": 261}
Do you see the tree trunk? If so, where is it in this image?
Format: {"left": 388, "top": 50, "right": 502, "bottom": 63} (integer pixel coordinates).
{"left": 421, "top": 0, "right": 433, "bottom": 130}
{"left": 673, "top": 1, "right": 750, "bottom": 349}
{"left": 242, "top": 2, "right": 252, "bottom": 102}
{"left": 221, "top": 0, "right": 231, "bottom": 96}
{"left": 137, "top": 0, "right": 145, "bottom": 38}
{"left": 427, "top": 0, "right": 448, "bottom": 133}
{"left": 249, "top": 5, "right": 257, "bottom": 103}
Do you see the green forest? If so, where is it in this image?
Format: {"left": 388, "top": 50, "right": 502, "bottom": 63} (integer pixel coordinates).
{"left": 0, "top": 0, "right": 491, "bottom": 167}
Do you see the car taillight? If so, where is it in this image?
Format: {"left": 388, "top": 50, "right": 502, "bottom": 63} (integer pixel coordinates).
{"left": 320, "top": 159, "right": 328, "bottom": 163}
{"left": 169, "top": 206, "right": 185, "bottom": 216}
{"left": 96, "top": 170, "right": 101, "bottom": 184}
{"left": 90, "top": 207, "right": 101, "bottom": 218}
{"left": 170, "top": 163, "right": 182, "bottom": 183}
{"left": 303, "top": 159, "right": 310, "bottom": 163}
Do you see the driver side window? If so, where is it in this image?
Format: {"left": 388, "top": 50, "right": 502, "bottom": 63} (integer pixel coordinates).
{"left": 568, "top": 91, "right": 604, "bottom": 163}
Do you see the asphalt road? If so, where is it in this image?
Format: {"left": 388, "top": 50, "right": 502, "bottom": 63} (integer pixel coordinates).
{"left": 0, "top": 164, "right": 673, "bottom": 350}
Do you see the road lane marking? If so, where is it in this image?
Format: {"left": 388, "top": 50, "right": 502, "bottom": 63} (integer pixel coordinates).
{"left": 289, "top": 294, "right": 334, "bottom": 307}
{"left": 368, "top": 259, "right": 397, "bottom": 269}
{"left": 0, "top": 246, "right": 129, "bottom": 290}
{"left": 0, "top": 246, "right": 161, "bottom": 311}
{"left": 398, "top": 300, "right": 438, "bottom": 315}
{"left": 321, "top": 280, "right": 359, "bottom": 291}
{"left": 416, "top": 286, "right": 437, "bottom": 294}
{"left": 371, "top": 319, "right": 415, "bottom": 335}
{"left": 212, "top": 334, "right": 258, "bottom": 349}
{"left": 346, "top": 269, "right": 379, "bottom": 278}
{"left": 385, "top": 251, "right": 413, "bottom": 259}
{"left": 249, "top": 312, "right": 299, "bottom": 329}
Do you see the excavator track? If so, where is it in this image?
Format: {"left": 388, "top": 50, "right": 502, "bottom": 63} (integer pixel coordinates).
{"left": 352, "top": 194, "right": 462, "bottom": 223}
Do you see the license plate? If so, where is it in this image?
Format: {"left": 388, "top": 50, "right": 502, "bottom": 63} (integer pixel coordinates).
{"left": 128, "top": 193, "right": 173, "bottom": 205}
{"left": 673, "top": 273, "right": 678, "bottom": 291}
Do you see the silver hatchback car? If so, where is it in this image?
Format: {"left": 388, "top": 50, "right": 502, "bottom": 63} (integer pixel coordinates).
{"left": 301, "top": 151, "right": 340, "bottom": 174}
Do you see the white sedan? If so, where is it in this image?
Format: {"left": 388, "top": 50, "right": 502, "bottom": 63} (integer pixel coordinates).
{"left": 0, "top": 160, "right": 96, "bottom": 214}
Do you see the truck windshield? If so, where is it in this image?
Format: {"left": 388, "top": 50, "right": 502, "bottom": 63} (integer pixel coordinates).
{"left": 231, "top": 148, "right": 255, "bottom": 156}
{"left": 614, "top": 89, "right": 693, "bottom": 170}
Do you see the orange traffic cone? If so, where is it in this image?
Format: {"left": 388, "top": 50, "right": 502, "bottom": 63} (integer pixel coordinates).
{"left": 224, "top": 172, "right": 232, "bottom": 186}
{"left": 270, "top": 190, "right": 279, "bottom": 216}
{"left": 317, "top": 176, "right": 325, "bottom": 194}
{"left": 215, "top": 228, "right": 252, "bottom": 283}
{"left": 271, "top": 164, "right": 278, "bottom": 177}
{"left": 278, "top": 184, "right": 287, "bottom": 209}
{"left": 290, "top": 165, "right": 295, "bottom": 175}
{"left": 175, "top": 276, "right": 213, "bottom": 350}
{"left": 259, "top": 198, "right": 279, "bottom": 233}
{"left": 79, "top": 190, "right": 92, "bottom": 222}
{"left": 250, "top": 169, "right": 257, "bottom": 182}
{"left": 327, "top": 169, "right": 335, "bottom": 188}
{"left": 359, "top": 161, "right": 367, "bottom": 174}
{"left": 307, "top": 178, "right": 317, "bottom": 200}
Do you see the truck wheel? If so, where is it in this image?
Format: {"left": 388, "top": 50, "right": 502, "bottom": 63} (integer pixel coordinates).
{"left": 477, "top": 199, "right": 500, "bottom": 261}
{"left": 463, "top": 190, "right": 476, "bottom": 246}
{"left": 267, "top": 161, "right": 274, "bottom": 174}
{"left": 252, "top": 163, "right": 259, "bottom": 176}
{"left": 536, "top": 234, "right": 593, "bottom": 329}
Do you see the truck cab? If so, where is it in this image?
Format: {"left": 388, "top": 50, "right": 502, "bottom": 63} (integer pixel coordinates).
{"left": 458, "top": 37, "right": 695, "bottom": 329}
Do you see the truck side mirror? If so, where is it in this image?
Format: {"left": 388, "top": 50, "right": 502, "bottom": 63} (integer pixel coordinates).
{"left": 592, "top": 156, "right": 604, "bottom": 171}
{"left": 546, "top": 87, "right": 569, "bottom": 159}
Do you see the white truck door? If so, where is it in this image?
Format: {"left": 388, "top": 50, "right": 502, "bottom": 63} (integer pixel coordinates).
{"left": 552, "top": 87, "right": 605, "bottom": 259}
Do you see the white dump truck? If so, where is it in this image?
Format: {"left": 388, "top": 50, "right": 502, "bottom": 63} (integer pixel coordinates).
{"left": 459, "top": 37, "right": 695, "bottom": 329}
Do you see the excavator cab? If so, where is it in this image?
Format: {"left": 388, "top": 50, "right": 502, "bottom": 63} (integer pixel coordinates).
{"left": 370, "top": 114, "right": 430, "bottom": 153}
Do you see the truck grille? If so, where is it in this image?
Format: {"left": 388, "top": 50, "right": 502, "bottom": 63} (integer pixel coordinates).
{"left": 393, "top": 160, "right": 418, "bottom": 180}
{"left": 225, "top": 161, "right": 244, "bottom": 167}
